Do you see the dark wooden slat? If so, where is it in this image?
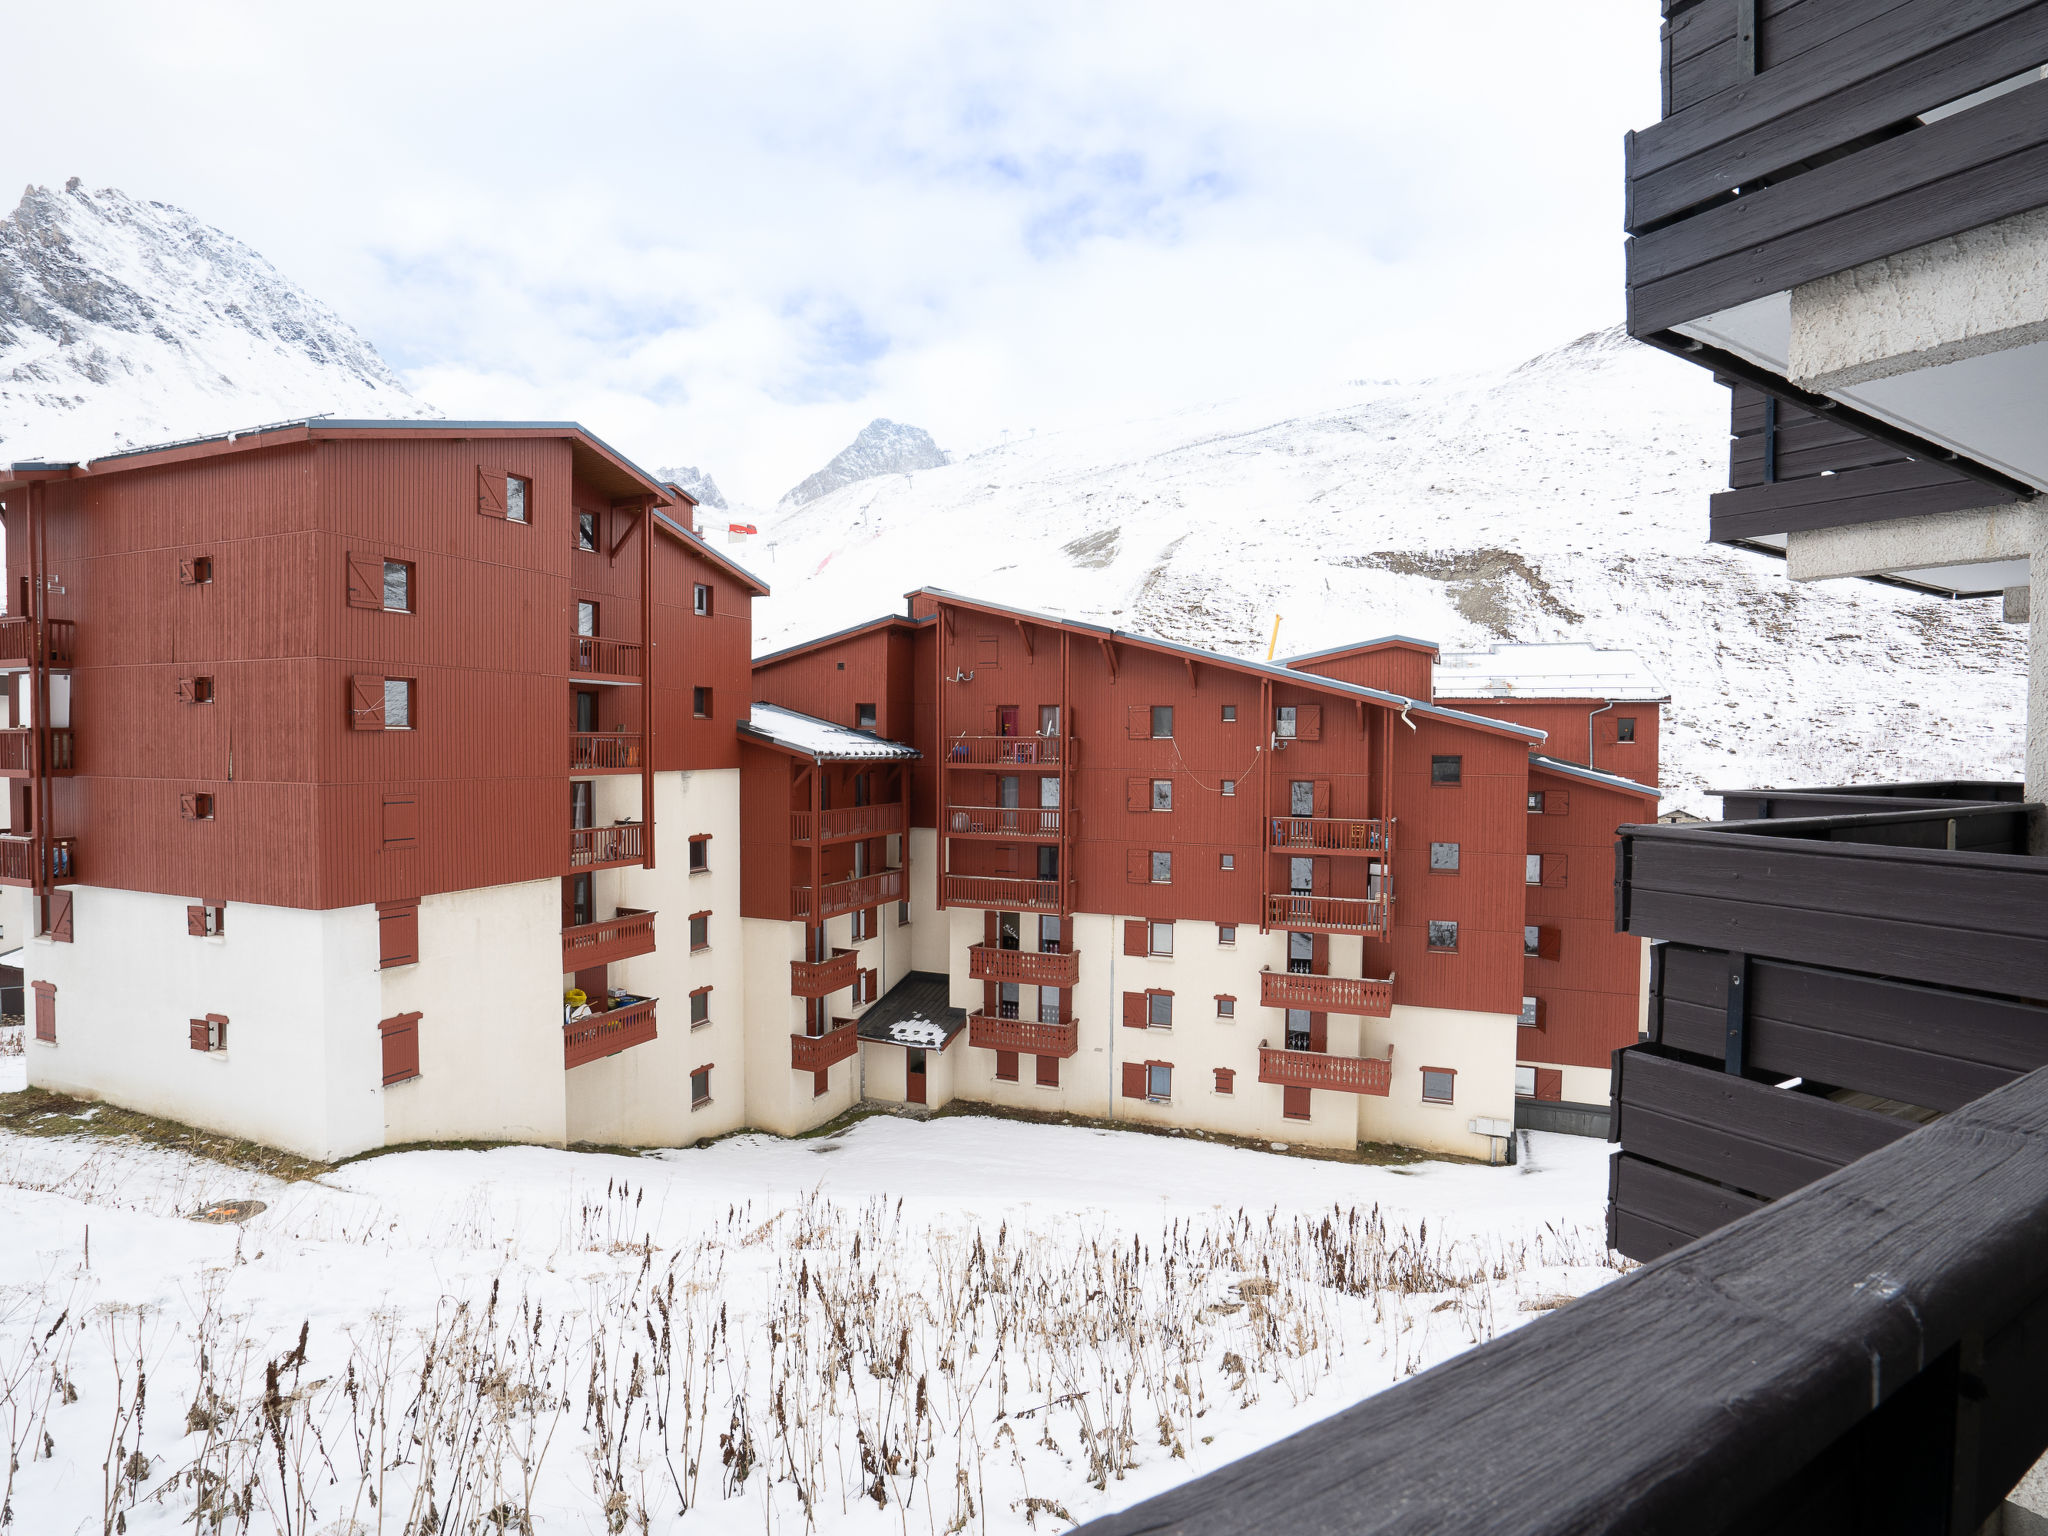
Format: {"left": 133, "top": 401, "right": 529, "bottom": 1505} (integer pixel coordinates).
{"left": 1711, "top": 470, "right": 2019, "bottom": 541}
{"left": 1078, "top": 1063, "right": 2048, "bottom": 1536}
{"left": 1628, "top": 0, "right": 2048, "bottom": 226}
{"left": 1613, "top": 1151, "right": 1771, "bottom": 1251}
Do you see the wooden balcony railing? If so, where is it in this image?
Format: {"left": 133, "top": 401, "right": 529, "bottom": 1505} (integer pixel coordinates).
{"left": 570, "top": 732, "right": 644, "bottom": 773}
{"left": 790, "top": 948, "right": 859, "bottom": 997}
{"left": 789, "top": 803, "right": 905, "bottom": 843}
{"left": 1268, "top": 817, "right": 1385, "bottom": 854}
{"left": 943, "top": 875, "right": 1068, "bottom": 914}
{"left": 1263, "top": 893, "right": 1390, "bottom": 935}
{"left": 0, "top": 618, "right": 75, "bottom": 667}
{"left": 947, "top": 805, "right": 1065, "bottom": 838}
{"left": 0, "top": 835, "right": 75, "bottom": 886}
{"left": 967, "top": 1013, "right": 1078, "bottom": 1058}
{"left": 1259, "top": 970, "right": 1393, "bottom": 1017}
{"left": 966, "top": 943, "right": 1080, "bottom": 988}
{"left": 1256, "top": 1045, "right": 1390, "bottom": 1096}
{"left": 792, "top": 867, "right": 904, "bottom": 920}
{"left": 0, "top": 727, "right": 74, "bottom": 774}
{"left": 942, "top": 734, "right": 1065, "bottom": 767}
{"left": 561, "top": 909, "right": 656, "bottom": 972}
{"left": 569, "top": 634, "right": 643, "bottom": 679}
{"left": 563, "top": 997, "right": 658, "bottom": 1070}
{"left": 569, "top": 823, "right": 645, "bottom": 870}
{"left": 790, "top": 1020, "right": 860, "bottom": 1073}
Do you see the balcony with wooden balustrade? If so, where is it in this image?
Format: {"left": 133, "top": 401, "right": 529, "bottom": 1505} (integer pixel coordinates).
{"left": 0, "top": 835, "right": 75, "bottom": 887}
{"left": 1268, "top": 817, "right": 1386, "bottom": 854}
{"left": 570, "top": 732, "right": 645, "bottom": 774}
{"left": 946, "top": 805, "right": 1065, "bottom": 839}
{"left": 967, "top": 1013, "right": 1079, "bottom": 1058}
{"left": 0, "top": 727, "right": 74, "bottom": 776}
{"left": 561, "top": 909, "right": 656, "bottom": 972}
{"left": 943, "top": 874, "right": 1068, "bottom": 914}
{"left": 789, "top": 803, "right": 905, "bottom": 843}
{"left": 568, "top": 633, "right": 643, "bottom": 682}
{"left": 570, "top": 823, "right": 645, "bottom": 871}
{"left": 791, "top": 947, "right": 859, "bottom": 997}
{"left": 941, "top": 734, "right": 1065, "bottom": 767}
{"left": 966, "top": 943, "right": 1080, "bottom": 988}
{"left": 1257, "top": 1044, "right": 1390, "bottom": 1096}
{"left": 790, "top": 1020, "right": 860, "bottom": 1073}
{"left": 1259, "top": 970, "right": 1393, "bottom": 1017}
{"left": 792, "top": 867, "right": 904, "bottom": 920}
{"left": 0, "top": 618, "right": 75, "bottom": 668}
{"left": 563, "top": 996, "right": 658, "bottom": 1069}
{"left": 1263, "top": 893, "right": 1390, "bottom": 936}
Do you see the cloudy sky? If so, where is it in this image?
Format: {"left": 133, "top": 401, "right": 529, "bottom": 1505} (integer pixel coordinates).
{"left": 4, "top": 1, "right": 1657, "bottom": 504}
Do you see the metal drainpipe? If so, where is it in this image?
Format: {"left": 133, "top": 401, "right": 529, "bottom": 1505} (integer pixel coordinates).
{"left": 1587, "top": 701, "right": 1615, "bottom": 770}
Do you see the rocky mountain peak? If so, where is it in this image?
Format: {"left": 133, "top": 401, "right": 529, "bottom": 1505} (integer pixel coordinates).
{"left": 779, "top": 418, "right": 949, "bottom": 507}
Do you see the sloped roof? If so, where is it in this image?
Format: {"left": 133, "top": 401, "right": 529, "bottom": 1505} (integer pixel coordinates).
{"left": 652, "top": 509, "right": 770, "bottom": 595}
{"left": 1434, "top": 642, "right": 1668, "bottom": 702}
{"left": 1529, "top": 753, "right": 1660, "bottom": 799}
{"left": 738, "top": 703, "right": 920, "bottom": 761}
{"left": 855, "top": 971, "right": 965, "bottom": 1049}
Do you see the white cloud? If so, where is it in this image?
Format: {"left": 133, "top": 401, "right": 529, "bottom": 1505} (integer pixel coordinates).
{"left": 1, "top": 0, "right": 1659, "bottom": 502}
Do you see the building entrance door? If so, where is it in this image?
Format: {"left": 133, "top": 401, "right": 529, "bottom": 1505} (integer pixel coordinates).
{"left": 907, "top": 1048, "right": 928, "bottom": 1105}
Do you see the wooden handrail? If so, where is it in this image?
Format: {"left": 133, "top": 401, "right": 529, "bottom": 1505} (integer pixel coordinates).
{"left": 790, "top": 947, "right": 860, "bottom": 997}
{"left": 966, "top": 944, "right": 1081, "bottom": 988}
{"left": 569, "top": 634, "right": 643, "bottom": 677}
{"left": 792, "top": 867, "right": 905, "bottom": 920}
{"left": 947, "top": 805, "right": 1066, "bottom": 837}
{"left": 943, "top": 875, "right": 1068, "bottom": 913}
{"left": 569, "top": 823, "right": 645, "bottom": 868}
{"left": 1267, "top": 816, "right": 1385, "bottom": 853}
{"left": 0, "top": 835, "right": 74, "bottom": 885}
{"left": 1258, "top": 971, "right": 1393, "bottom": 1017}
{"left": 1255, "top": 1045, "right": 1390, "bottom": 1096}
{"left": 0, "top": 727, "right": 72, "bottom": 774}
{"left": 966, "top": 1014, "right": 1079, "bottom": 1058}
{"left": 570, "top": 732, "right": 645, "bottom": 771}
{"left": 562, "top": 997, "right": 658, "bottom": 1069}
{"left": 941, "top": 734, "right": 1065, "bottom": 766}
{"left": 562, "top": 910, "right": 657, "bottom": 968}
{"left": 790, "top": 1020, "right": 860, "bottom": 1073}
{"left": 790, "top": 803, "right": 905, "bottom": 843}
{"left": 1262, "top": 893, "right": 1390, "bottom": 935}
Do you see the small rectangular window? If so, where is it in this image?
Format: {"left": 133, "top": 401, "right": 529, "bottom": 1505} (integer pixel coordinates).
{"left": 178, "top": 675, "right": 215, "bottom": 705}
{"left": 1151, "top": 779, "right": 1173, "bottom": 811}
{"left": 1147, "top": 1062, "right": 1172, "bottom": 1101}
{"left": 577, "top": 600, "right": 598, "bottom": 637}
{"left": 1150, "top": 705, "right": 1173, "bottom": 739}
{"left": 1220, "top": 852, "right": 1235, "bottom": 871}
{"left": 181, "top": 791, "right": 216, "bottom": 821}
{"left": 1421, "top": 1068, "right": 1456, "bottom": 1104}
{"left": 693, "top": 687, "right": 711, "bottom": 718}
{"left": 1221, "top": 704, "right": 1236, "bottom": 722}
{"left": 189, "top": 1013, "right": 228, "bottom": 1053}
{"left": 689, "top": 835, "right": 710, "bottom": 872}
{"left": 1038, "top": 705, "right": 1061, "bottom": 736}
{"left": 1525, "top": 924, "right": 1541, "bottom": 957}
{"left": 383, "top": 560, "right": 411, "bottom": 613}
{"left": 1431, "top": 756, "right": 1462, "bottom": 785}
{"left": 689, "top": 912, "right": 710, "bottom": 951}
{"left": 187, "top": 901, "right": 226, "bottom": 938}
{"left": 690, "top": 988, "right": 711, "bottom": 1027}
{"left": 180, "top": 554, "right": 214, "bottom": 585}
{"left": 1427, "top": 920, "right": 1459, "bottom": 952}
{"left": 1214, "top": 1067, "right": 1235, "bottom": 1094}
{"left": 1617, "top": 717, "right": 1637, "bottom": 743}
{"left": 1216, "top": 995, "right": 1235, "bottom": 1019}
{"left": 1149, "top": 921, "right": 1174, "bottom": 956}
{"left": 1527, "top": 791, "right": 1545, "bottom": 814}
{"left": 505, "top": 475, "right": 530, "bottom": 523}
{"left": 1221, "top": 780, "right": 1235, "bottom": 797}
{"left": 1150, "top": 850, "right": 1171, "bottom": 884}
{"left": 1519, "top": 995, "right": 1540, "bottom": 1028}
{"left": 1217, "top": 924, "right": 1236, "bottom": 946}
{"left": 577, "top": 511, "right": 598, "bottom": 552}
{"left": 1274, "top": 705, "right": 1297, "bottom": 740}
{"left": 1429, "top": 841, "right": 1460, "bottom": 872}
{"left": 856, "top": 702, "right": 877, "bottom": 730}
{"left": 694, "top": 583, "right": 712, "bottom": 616}
{"left": 898, "top": 900, "right": 911, "bottom": 926}
{"left": 1147, "top": 991, "right": 1173, "bottom": 1028}
{"left": 384, "top": 678, "right": 413, "bottom": 729}
{"left": 1515, "top": 1065, "right": 1537, "bottom": 1097}
{"left": 690, "top": 1066, "right": 711, "bottom": 1106}
{"left": 1526, "top": 854, "right": 1543, "bottom": 885}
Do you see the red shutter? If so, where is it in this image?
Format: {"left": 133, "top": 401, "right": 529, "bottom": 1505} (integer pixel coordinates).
{"left": 1547, "top": 790, "right": 1571, "bottom": 815}
{"left": 1535, "top": 1068, "right": 1564, "bottom": 1102}
{"left": 983, "top": 707, "right": 999, "bottom": 734}
{"left": 382, "top": 797, "right": 419, "bottom": 849}
{"left": 1296, "top": 705, "right": 1322, "bottom": 742}
{"left": 1543, "top": 854, "right": 1569, "bottom": 887}
{"left": 1312, "top": 780, "right": 1331, "bottom": 817}
{"left": 1127, "top": 705, "right": 1150, "bottom": 740}
{"left": 179, "top": 792, "right": 198, "bottom": 820}
{"left": 1121, "top": 1061, "right": 1146, "bottom": 1099}
{"left": 190, "top": 1018, "right": 210, "bottom": 1051}
{"left": 178, "top": 556, "right": 199, "bottom": 585}
{"left": 346, "top": 552, "right": 383, "bottom": 609}
{"left": 378, "top": 901, "right": 419, "bottom": 968}
{"left": 1122, "top": 991, "right": 1146, "bottom": 1028}
{"left": 1215, "top": 1067, "right": 1234, "bottom": 1093}
{"left": 380, "top": 1012, "right": 422, "bottom": 1084}
{"left": 350, "top": 675, "right": 386, "bottom": 730}
{"left": 1126, "top": 778, "right": 1149, "bottom": 813}
{"left": 1126, "top": 849, "right": 1149, "bottom": 883}
{"left": 187, "top": 904, "right": 207, "bottom": 937}
{"left": 477, "top": 466, "right": 507, "bottom": 518}
{"left": 31, "top": 981, "right": 55, "bottom": 1042}
{"left": 1123, "top": 919, "right": 1147, "bottom": 957}
{"left": 175, "top": 676, "right": 197, "bottom": 704}
{"left": 1537, "top": 926, "right": 1562, "bottom": 961}
{"left": 996, "top": 1050, "right": 1018, "bottom": 1081}
{"left": 1035, "top": 1053, "right": 1058, "bottom": 1087}
{"left": 48, "top": 891, "right": 72, "bottom": 944}
{"left": 1311, "top": 933, "right": 1328, "bottom": 972}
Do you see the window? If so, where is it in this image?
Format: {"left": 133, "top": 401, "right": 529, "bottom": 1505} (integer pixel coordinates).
{"left": 1214, "top": 1067, "right": 1235, "bottom": 1094}
{"left": 1421, "top": 1067, "right": 1456, "bottom": 1105}
{"left": 1216, "top": 995, "right": 1235, "bottom": 1019}
{"left": 1617, "top": 717, "right": 1637, "bottom": 743}
{"left": 1150, "top": 850, "right": 1172, "bottom": 884}
{"left": 1528, "top": 926, "right": 1561, "bottom": 960}
{"left": 856, "top": 702, "right": 877, "bottom": 730}
{"left": 1146, "top": 1062, "right": 1172, "bottom": 1101}
{"left": 898, "top": 900, "right": 911, "bottom": 927}
{"left": 1286, "top": 1009, "right": 1311, "bottom": 1050}
{"left": 693, "top": 687, "right": 711, "bottom": 718}
{"left": 1431, "top": 756, "right": 1462, "bottom": 785}
{"left": 1527, "top": 791, "right": 1545, "bottom": 813}
{"left": 1429, "top": 841, "right": 1460, "bottom": 872}
{"left": 689, "top": 911, "right": 710, "bottom": 951}
{"left": 850, "top": 907, "right": 875, "bottom": 942}
{"left": 189, "top": 1013, "right": 228, "bottom": 1053}
{"left": 1221, "top": 704, "right": 1236, "bottom": 722}
{"left": 177, "top": 674, "right": 215, "bottom": 704}
{"left": 1519, "top": 995, "right": 1540, "bottom": 1028}
{"left": 1151, "top": 779, "right": 1173, "bottom": 811}
{"left": 1275, "top": 705, "right": 1297, "bottom": 739}
{"left": 691, "top": 1066, "right": 711, "bottom": 1107}
{"left": 1527, "top": 854, "right": 1543, "bottom": 885}
{"left": 577, "top": 511, "right": 598, "bottom": 552}
{"left": 1220, "top": 853, "right": 1235, "bottom": 871}
{"left": 996, "top": 1050, "right": 1019, "bottom": 1082}
{"left": 694, "top": 583, "right": 712, "bottom": 616}
{"left": 1035, "top": 1054, "right": 1059, "bottom": 1088}
{"left": 383, "top": 560, "right": 411, "bottom": 613}
{"left": 1221, "top": 780, "right": 1235, "bottom": 797}
{"left": 577, "top": 601, "right": 598, "bottom": 637}
{"left": 1038, "top": 705, "right": 1061, "bottom": 736}
{"left": 384, "top": 678, "right": 413, "bottom": 730}
{"left": 505, "top": 475, "right": 530, "bottom": 523}
{"left": 689, "top": 835, "right": 710, "bottom": 873}
{"left": 380, "top": 1012, "right": 421, "bottom": 1085}
{"left": 1515, "top": 1065, "right": 1537, "bottom": 1098}
{"left": 186, "top": 901, "right": 226, "bottom": 938}
{"left": 690, "top": 987, "right": 711, "bottom": 1027}
{"left": 1217, "top": 924, "right": 1236, "bottom": 946}
{"left": 1147, "top": 992, "right": 1173, "bottom": 1028}
{"left": 1149, "top": 921, "right": 1174, "bottom": 956}
{"left": 179, "top": 554, "right": 214, "bottom": 585}
{"left": 180, "top": 791, "right": 216, "bottom": 821}
{"left": 1525, "top": 925, "right": 1541, "bottom": 957}
{"left": 1427, "top": 920, "right": 1459, "bottom": 952}
{"left": 378, "top": 900, "right": 419, "bottom": 967}
{"left": 1037, "top": 846, "right": 1060, "bottom": 881}
{"left": 1150, "top": 705, "right": 1173, "bottom": 739}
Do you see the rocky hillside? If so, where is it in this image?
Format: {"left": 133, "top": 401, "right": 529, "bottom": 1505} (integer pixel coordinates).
{"left": 780, "top": 418, "right": 949, "bottom": 507}
{"left": 658, "top": 464, "right": 727, "bottom": 510}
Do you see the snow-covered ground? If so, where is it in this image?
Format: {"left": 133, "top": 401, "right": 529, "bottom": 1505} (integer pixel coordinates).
{"left": 0, "top": 1108, "right": 1617, "bottom": 1533}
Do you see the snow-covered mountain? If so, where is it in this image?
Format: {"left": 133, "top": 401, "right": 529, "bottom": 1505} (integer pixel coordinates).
{"left": 746, "top": 328, "right": 2027, "bottom": 811}
{"left": 657, "top": 464, "right": 727, "bottom": 510}
{"left": 0, "top": 180, "right": 429, "bottom": 462}
{"left": 780, "top": 418, "right": 949, "bottom": 506}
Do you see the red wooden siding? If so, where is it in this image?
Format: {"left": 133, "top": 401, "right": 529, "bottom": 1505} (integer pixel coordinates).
{"left": 1287, "top": 638, "right": 1437, "bottom": 698}
{"left": 1452, "top": 697, "right": 1662, "bottom": 781}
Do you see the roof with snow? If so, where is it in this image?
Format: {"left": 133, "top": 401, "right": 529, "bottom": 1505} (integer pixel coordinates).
{"left": 856, "top": 971, "right": 964, "bottom": 1050}
{"left": 1528, "top": 753, "right": 1660, "bottom": 799}
{"left": 1432, "top": 642, "right": 1668, "bottom": 702}
{"left": 738, "top": 703, "right": 920, "bottom": 762}
{"left": 754, "top": 613, "right": 932, "bottom": 670}
{"left": 1287, "top": 635, "right": 1441, "bottom": 662}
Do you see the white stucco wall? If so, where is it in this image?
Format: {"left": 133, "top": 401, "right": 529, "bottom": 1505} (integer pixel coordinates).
{"left": 1555, "top": 1064, "right": 1613, "bottom": 1108}
{"left": 905, "top": 828, "right": 948, "bottom": 973}
{"left": 740, "top": 916, "right": 861, "bottom": 1136}
{"left": 1360, "top": 1004, "right": 1520, "bottom": 1158}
